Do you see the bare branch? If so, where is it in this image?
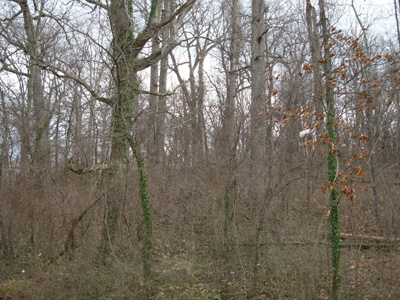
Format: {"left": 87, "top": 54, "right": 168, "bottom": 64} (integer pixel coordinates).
{"left": 138, "top": 82, "right": 186, "bottom": 97}
{"left": 132, "top": 0, "right": 196, "bottom": 57}
{"left": 0, "top": 57, "right": 30, "bottom": 77}
{"left": 84, "top": 0, "right": 109, "bottom": 10}
{"left": 39, "top": 62, "right": 113, "bottom": 106}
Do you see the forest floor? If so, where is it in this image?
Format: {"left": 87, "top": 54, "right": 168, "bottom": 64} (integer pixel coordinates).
{"left": 1, "top": 170, "right": 399, "bottom": 299}
{"left": 1, "top": 241, "right": 399, "bottom": 299}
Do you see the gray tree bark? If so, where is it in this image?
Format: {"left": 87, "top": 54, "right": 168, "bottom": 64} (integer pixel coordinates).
{"left": 155, "top": 0, "right": 172, "bottom": 164}
{"left": 306, "top": 0, "right": 324, "bottom": 136}
{"left": 221, "top": 0, "right": 241, "bottom": 253}
{"left": 250, "top": 0, "right": 267, "bottom": 293}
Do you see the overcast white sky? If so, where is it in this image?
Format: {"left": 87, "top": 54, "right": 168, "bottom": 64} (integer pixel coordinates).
{"left": 341, "top": 0, "right": 397, "bottom": 37}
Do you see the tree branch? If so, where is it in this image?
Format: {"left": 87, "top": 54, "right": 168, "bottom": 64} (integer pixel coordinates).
{"left": 0, "top": 57, "right": 30, "bottom": 77}
{"left": 132, "top": 0, "right": 196, "bottom": 57}
{"left": 138, "top": 82, "right": 185, "bottom": 97}
{"left": 84, "top": 0, "right": 109, "bottom": 10}
{"left": 39, "top": 62, "right": 113, "bottom": 106}
{"left": 134, "top": 36, "right": 180, "bottom": 71}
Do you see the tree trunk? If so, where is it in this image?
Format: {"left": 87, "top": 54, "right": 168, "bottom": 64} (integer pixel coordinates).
{"left": 101, "top": 0, "right": 140, "bottom": 256}
{"left": 16, "top": 0, "right": 50, "bottom": 165}
{"left": 395, "top": 0, "right": 400, "bottom": 50}
{"left": 306, "top": 0, "right": 324, "bottom": 136}
{"left": 250, "top": 0, "right": 267, "bottom": 293}
{"left": 155, "top": 0, "right": 171, "bottom": 164}
{"left": 0, "top": 90, "right": 9, "bottom": 184}
{"left": 103, "top": 0, "right": 195, "bottom": 286}
{"left": 319, "top": 0, "right": 341, "bottom": 298}
{"left": 351, "top": 0, "right": 383, "bottom": 236}
{"left": 222, "top": 0, "right": 241, "bottom": 253}
{"left": 197, "top": 54, "right": 206, "bottom": 155}
{"left": 148, "top": 35, "right": 160, "bottom": 162}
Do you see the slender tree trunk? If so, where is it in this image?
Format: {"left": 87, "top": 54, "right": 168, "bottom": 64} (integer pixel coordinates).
{"left": 250, "top": 0, "right": 267, "bottom": 293}
{"left": 351, "top": 0, "right": 383, "bottom": 235}
{"left": 306, "top": 0, "right": 324, "bottom": 137}
{"left": 148, "top": 35, "right": 160, "bottom": 162}
{"left": 155, "top": 0, "right": 171, "bottom": 164}
{"left": 395, "top": 0, "right": 400, "bottom": 50}
{"left": 170, "top": 53, "right": 192, "bottom": 166}
{"left": 319, "top": 1, "right": 341, "bottom": 299}
{"left": 1, "top": 90, "right": 9, "bottom": 183}
{"left": 170, "top": 43, "right": 206, "bottom": 162}
{"left": 54, "top": 87, "right": 62, "bottom": 171}
{"left": 87, "top": 99, "right": 95, "bottom": 166}
{"left": 73, "top": 92, "right": 83, "bottom": 165}
{"left": 197, "top": 55, "right": 206, "bottom": 154}
{"left": 148, "top": 1, "right": 163, "bottom": 163}
{"left": 305, "top": 0, "right": 323, "bottom": 211}
{"left": 188, "top": 60, "right": 199, "bottom": 158}
{"left": 222, "top": 0, "right": 241, "bottom": 253}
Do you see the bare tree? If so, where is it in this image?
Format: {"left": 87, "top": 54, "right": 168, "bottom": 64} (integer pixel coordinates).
{"left": 170, "top": 0, "right": 216, "bottom": 163}
{"left": 65, "top": 1, "right": 195, "bottom": 284}
{"left": 0, "top": 0, "right": 52, "bottom": 165}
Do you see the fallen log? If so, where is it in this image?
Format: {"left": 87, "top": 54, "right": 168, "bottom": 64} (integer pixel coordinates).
{"left": 281, "top": 240, "right": 399, "bottom": 250}
{"left": 66, "top": 157, "right": 110, "bottom": 174}
{"left": 241, "top": 238, "right": 400, "bottom": 250}
{"left": 340, "top": 233, "right": 400, "bottom": 244}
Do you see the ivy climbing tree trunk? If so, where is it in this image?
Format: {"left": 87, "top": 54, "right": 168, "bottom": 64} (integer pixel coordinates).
{"left": 319, "top": 0, "right": 341, "bottom": 299}
{"left": 125, "top": 134, "right": 152, "bottom": 279}
{"left": 100, "top": 0, "right": 138, "bottom": 257}
{"left": 91, "top": 0, "right": 196, "bottom": 287}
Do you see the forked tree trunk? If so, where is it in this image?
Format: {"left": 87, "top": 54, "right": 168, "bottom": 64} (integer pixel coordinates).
{"left": 100, "top": 1, "right": 195, "bottom": 288}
